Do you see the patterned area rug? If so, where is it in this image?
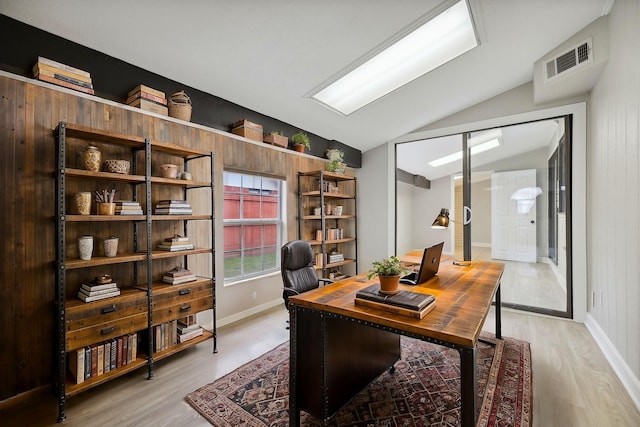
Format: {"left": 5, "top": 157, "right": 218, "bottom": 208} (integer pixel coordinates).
{"left": 185, "top": 334, "right": 531, "bottom": 426}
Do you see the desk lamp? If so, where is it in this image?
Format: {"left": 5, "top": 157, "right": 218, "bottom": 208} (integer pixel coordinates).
{"left": 430, "top": 208, "right": 471, "bottom": 266}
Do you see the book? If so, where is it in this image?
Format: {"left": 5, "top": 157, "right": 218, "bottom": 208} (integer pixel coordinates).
{"left": 177, "top": 323, "right": 201, "bottom": 335}
{"left": 126, "top": 90, "right": 167, "bottom": 106}
{"left": 110, "top": 340, "right": 117, "bottom": 371}
{"left": 104, "top": 341, "right": 111, "bottom": 374}
{"left": 97, "top": 344, "right": 104, "bottom": 376}
{"left": 157, "top": 243, "right": 195, "bottom": 251}
{"left": 128, "top": 84, "right": 165, "bottom": 99}
{"left": 115, "top": 209, "right": 144, "bottom": 215}
{"left": 161, "top": 240, "right": 193, "bottom": 246}
{"left": 79, "top": 286, "right": 120, "bottom": 297}
{"left": 37, "top": 56, "right": 91, "bottom": 78}
{"left": 35, "top": 73, "right": 95, "bottom": 95}
{"left": 155, "top": 208, "right": 193, "bottom": 215}
{"left": 78, "top": 289, "right": 121, "bottom": 302}
{"left": 116, "top": 205, "right": 142, "bottom": 210}
{"left": 116, "top": 337, "right": 123, "bottom": 368}
{"left": 178, "top": 327, "right": 203, "bottom": 343}
{"left": 355, "top": 284, "right": 435, "bottom": 311}
{"left": 354, "top": 297, "right": 436, "bottom": 319}
{"left": 128, "top": 97, "right": 168, "bottom": 115}
{"left": 84, "top": 347, "right": 91, "bottom": 380}
{"left": 162, "top": 274, "right": 197, "bottom": 284}
{"left": 164, "top": 266, "right": 192, "bottom": 276}
{"left": 122, "top": 335, "right": 128, "bottom": 365}
{"left": 90, "top": 345, "right": 98, "bottom": 378}
{"left": 33, "top": 65, "right": 93, "bottom": 86}
{"left": 68, "top": 348, "right": 85, "bottom": 384}
{"left": 81, "top": 282, "right": 118, "bottom": 292}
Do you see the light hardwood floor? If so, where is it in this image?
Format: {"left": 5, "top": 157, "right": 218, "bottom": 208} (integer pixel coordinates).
{"left": 2, "top": 305, "right": 639, "bottom": 426}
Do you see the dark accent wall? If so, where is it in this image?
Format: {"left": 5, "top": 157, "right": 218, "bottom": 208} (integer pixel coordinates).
{"left": 0, "top": 14, "right": 361, "bottom": 167}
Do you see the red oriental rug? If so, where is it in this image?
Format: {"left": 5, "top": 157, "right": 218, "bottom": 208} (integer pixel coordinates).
{"left": 185, "top": 333, "right": 531, "bottom": 426}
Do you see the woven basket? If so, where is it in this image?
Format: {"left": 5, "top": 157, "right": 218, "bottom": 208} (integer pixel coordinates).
{"left": 168, "top": 90, "right": 192, "bottom": 121}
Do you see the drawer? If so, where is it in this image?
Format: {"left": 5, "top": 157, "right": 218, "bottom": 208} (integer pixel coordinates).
{"left": 66, "top": 312, "right": 148, "bottom": 351}
{"left": 152, "top": 280, "right": 212, "bottom": 308}
{"left": 66, "top": 290, "right": 148, "bottom": 332}
{"left": 153, "top": 296, "right": 213, "bottom": 325}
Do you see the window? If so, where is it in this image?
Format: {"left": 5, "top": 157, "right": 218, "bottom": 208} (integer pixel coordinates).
{"left": 223, "top": 172, "right": 286, "bottom": 283}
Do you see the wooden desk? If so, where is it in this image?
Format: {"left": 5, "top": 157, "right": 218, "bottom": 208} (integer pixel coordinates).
{"left": 288, "top": 258, "right": 504, "bottom": 426}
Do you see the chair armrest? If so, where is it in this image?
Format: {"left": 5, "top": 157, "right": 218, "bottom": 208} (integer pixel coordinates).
{"left": 319, "top": 278, "right": 334, "bottom": 286}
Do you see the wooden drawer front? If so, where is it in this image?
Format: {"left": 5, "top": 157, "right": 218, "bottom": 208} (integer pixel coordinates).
{"left": 152, "top": 281, "right": 213, "bottom": 308}
{"left": 66, "top": 294, "right": 148, "bottom": 332}
{"left": 153, "top": 296, "right": 213, "bottom": 325}
{"left": 66, "top": 312, "right": 148, "bottom": 351}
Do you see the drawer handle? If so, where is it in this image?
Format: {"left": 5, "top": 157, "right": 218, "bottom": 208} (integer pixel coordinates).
{"left": 179, "top": 304, "right": 191, "bottom": 312}
{"left": 101, "top": 325, "right": 116, "bottom": 335}
{"left": 101, "top": 305, "right": 116, "bottom": 314}
{"left": 179, "top": 288, "right": 191, "bottom": 296}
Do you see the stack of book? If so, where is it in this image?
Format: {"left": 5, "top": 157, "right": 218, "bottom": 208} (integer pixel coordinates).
{"left": 316, "top": 228, "right": 344, "bottom": 241}
{"left": 328, "top": 252, "right": 344, "bottom": 263}
{"left": 77, "top": 280, "right": 121, "bottom": 303}
{"left": 153, "top": 320, "right": 177, "bottom": 353}
{"left": 115, "top": 200, "right": 143, "bottom": 215}
{"left": 162, "top": 266, "right": 197, "bottom": 284}
{"left": 354, "top": 284, "right": 436, "bottom": 319}
{"left": 126, "top": 85, "right": 168, "bottom": 116}
{"left": 154, "top": 200, "right": 193, "bottom": 215}
{"left": 33, "top": 56, "right": 94, "bottom": 95}
{"left": 68, "top": 333, "right": 137, "bottom": 384}
{"left": 157, "top": 235, "right": 195, "bottom": 252}
{"left": 177, "top": 318, "right": 203, "bottom": 343}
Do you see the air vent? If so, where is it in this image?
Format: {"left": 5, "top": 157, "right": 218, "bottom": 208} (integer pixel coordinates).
{"left": 543, "top": 38, "right": 593, "bottom": 81}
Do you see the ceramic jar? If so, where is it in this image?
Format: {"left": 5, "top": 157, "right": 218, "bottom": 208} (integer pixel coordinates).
{"left": 160, "top": 164, "right": 178, "bottom": 178}
{"left": 82, "top": 145, "right": 101, "bottom": 172}
{"left": 97, "top": 202, "right": 116, "bottom": 215}
{"left": 103, "top": 237, "right": 118, "bottom": 257}
{"left": 334, "top": 206, "right": 343, "bottom": 216}
{"left": 74, "top": 192, "right": 92, "bottom": 215}
{"left": 78, "top": 235, "right": 93, "bottom": 260}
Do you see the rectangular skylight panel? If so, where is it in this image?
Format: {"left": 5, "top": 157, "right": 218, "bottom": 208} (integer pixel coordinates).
{"left": 312, "top": 1, "right": 478, "bottom": 115}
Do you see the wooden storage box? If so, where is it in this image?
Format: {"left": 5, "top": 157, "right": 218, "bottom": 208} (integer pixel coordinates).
{"left": 263, "top": 133, "right": 288, "bottom": 148}
{"left": 231, "top": 119, "right": 263, "bottom": 142}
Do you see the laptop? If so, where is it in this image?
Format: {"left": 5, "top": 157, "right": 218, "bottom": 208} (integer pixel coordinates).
{"left": 399, "top": 242, "right": 444, "bottom": 285}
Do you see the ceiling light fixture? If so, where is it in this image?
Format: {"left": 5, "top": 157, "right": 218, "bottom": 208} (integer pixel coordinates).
{"left": 428, "top": 138, "right": 501, "bottom": 167}
{"left": 309, "top": 0, "right": 478, "bottom": 115}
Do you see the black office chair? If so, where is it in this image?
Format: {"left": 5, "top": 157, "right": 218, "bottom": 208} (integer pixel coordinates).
{"left": 281, "top": 240, "right": 332, "bottom": 312}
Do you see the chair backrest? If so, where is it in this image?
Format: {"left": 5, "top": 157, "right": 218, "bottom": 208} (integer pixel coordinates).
{"left": 281, "top": 240, "right": 319, "bottom": 309}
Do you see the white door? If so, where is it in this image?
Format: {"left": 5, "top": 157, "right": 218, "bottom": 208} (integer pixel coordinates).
{"left": 491, "top": 169, "right": 538, "bottom": 262}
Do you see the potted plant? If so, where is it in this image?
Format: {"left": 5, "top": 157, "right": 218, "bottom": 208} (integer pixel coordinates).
{"left": 367, "top": 256, "right": 409, "bottom": 295}
{"left": 291, "top": 132, "right": 310, "bottom": 153}
{"left": 325, "top": 148, "right": 345, "bottom": 173}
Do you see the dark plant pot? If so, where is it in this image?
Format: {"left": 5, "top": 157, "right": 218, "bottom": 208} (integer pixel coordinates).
{"left": 378, "top": 275, "right": 401, "bottom": 295}
{"left": 293, "top": 144, "right": 305, "bottom": 153}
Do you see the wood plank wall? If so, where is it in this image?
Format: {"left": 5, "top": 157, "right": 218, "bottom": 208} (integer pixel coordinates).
{"left": 0, "top": 74, "right": 350, "bottom": 402}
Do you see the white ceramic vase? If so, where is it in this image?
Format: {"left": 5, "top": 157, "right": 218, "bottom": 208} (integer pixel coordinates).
{"left": 78, "top": 236, "right": 93, "bottom": 260}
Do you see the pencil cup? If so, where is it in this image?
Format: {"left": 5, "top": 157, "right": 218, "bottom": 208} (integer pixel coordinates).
{"left": 97, "top": 202, "right": 116, "bottom": 215}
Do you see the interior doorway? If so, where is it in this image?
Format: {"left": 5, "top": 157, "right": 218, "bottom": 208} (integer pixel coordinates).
{"left": 396, "top": 116, "right": 572, "bottom": 318}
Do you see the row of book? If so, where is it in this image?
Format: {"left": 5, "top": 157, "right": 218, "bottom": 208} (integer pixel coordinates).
{"left": 157, "top": 235, "right": 195, "bottom": 252}
{"left": 33, "top": 56, "right": 95, "bottom": 95}
{"left": 68, "top": 333, "right": 137, "bottom": 384}
{"left": 126, "top": 85, "right": 168, "bottom": 116}
{"left": 318, "top": 180, "right": 340, "bottom": 194}
{"left": 154, "top": 200, "right": 193, "bottom": 215}
{"left": 153, "top": 317, "right": 203, "bottom": 352}
{"left": 162, "top": 266, "right": 197, "bottom": 284}
{"left": 315, "top": 228, "right": 345, "bottom": 241}
{"left": 77, "top": 281, "right": 120, "bottom": 303}
{"left": 115, "top": 201, "right": 143, "bottom": 215}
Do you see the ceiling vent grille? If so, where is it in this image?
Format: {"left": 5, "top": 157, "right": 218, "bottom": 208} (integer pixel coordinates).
{"left": 544, "top": 38, "right": 593, "bottom": 81}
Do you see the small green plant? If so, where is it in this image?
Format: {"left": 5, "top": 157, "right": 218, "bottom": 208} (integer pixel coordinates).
{"left": 291, "top": 131, "right": 311, "bottom": 149}
{"left": 271, "top": 130, "right": 285, "bottom": 136}
{"left": 367, "top": 256, "right": 409, "bottom": 279}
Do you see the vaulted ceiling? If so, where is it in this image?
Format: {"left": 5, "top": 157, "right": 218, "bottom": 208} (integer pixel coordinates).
{"left": 1, "top": 0, "right": 610, "bottom": 153}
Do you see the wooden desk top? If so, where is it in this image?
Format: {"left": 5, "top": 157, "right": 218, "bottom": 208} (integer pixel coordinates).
{"left": 289, "top": 258, "right": 504, "bottom": 348}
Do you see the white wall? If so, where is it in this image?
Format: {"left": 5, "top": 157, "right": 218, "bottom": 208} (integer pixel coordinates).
{"left": 586, "top": 0, "right": 640, "bottom": 404}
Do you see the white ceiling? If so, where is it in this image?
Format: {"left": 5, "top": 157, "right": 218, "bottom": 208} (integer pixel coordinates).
{"left": 1, "top": 0, "right": 609, "bottom": 154}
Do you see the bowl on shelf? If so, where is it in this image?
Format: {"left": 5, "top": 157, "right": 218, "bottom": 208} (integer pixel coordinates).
{"left": 103, "top": 159, "right": 130, "bottom": 174}
{"left": 160, "top": 163, "right": 178, "bottom": 178}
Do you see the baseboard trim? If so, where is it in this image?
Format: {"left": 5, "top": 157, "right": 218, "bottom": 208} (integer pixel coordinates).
{"left": 585, "top": 313, "right": 640, "bottom": 411}
{"left": 217, "top": 299, "right": 283, "bottom": 328}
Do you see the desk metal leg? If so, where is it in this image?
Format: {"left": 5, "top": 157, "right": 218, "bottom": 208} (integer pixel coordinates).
{"left": 495, "top": 282, "right": 502, "bottom": 340}
{"left": 289, "top": 306, "right": 300, "bottom": 427}
{"left": 459, "top": 346, "right": 477, "bottom": 427}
